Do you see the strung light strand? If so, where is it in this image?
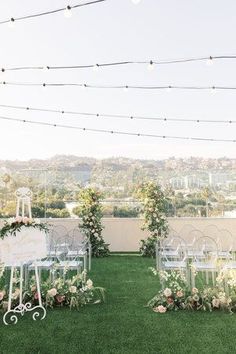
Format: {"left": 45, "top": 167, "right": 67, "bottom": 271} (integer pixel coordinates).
{"left": 1, "top": 55, "right": 236, "bottom": 72}
{"left": 1, "top": 81, "right": 236, "bottom": 91}
{"left": 0, "top": 103, "right": 235, "bottom": 125}
{"left": 0, "top": 0, "right": 106, "bottom": 25}
{"left": 0, "top": 115, "right": 235, "bottom": 143}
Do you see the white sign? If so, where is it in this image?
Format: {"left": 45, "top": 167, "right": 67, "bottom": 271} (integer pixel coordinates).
{"left": 0, "top": 227, "right": 47, "bottom": 266}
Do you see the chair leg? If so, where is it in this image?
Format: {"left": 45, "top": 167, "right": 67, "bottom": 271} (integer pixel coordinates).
{"left": 191, "top": 267, "right": 195, "bottom": 288}
{"left": 212, "top": 271, "right": 215, "bottom": 286}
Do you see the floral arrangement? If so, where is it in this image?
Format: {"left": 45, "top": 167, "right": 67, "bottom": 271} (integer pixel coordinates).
{"left": 147, "top": 268, "right": 236, "bottom": 314}
{"left": 135, "top": 182, "right": 169, "bottom": 257}
{"left": 78, "top": 188, "right": 109, "bottom": 257}
{"left": 0, "top": 216, "right": 49, "bottom": 239}
{"left": 0, "top": 270, "right": 105, "bottom": 311}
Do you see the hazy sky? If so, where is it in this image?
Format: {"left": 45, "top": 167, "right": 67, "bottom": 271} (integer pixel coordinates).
{"left": 0, "top": 0, "right": 236, "bottom": 161}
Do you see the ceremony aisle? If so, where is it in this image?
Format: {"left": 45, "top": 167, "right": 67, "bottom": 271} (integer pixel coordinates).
{"left": 0, "top": 256, "right": 236, "bottom": 354}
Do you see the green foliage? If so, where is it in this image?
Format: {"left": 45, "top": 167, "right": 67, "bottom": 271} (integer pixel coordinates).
{"left": 0, "top": 217, "right": 49, "bottom": 239}
{"left": 0, "top": 271, "right": 105, "bottom": 312}
{"left": 78, "top": 188, "right": 109, "bottom": 257}
{"left": 45, "top": 208, "right": 70, "bottom": 218}
{"left": 113, "top": 205, "right": 140, "bottom": 218}
{"left": 135, "top": 181, "right": 169, "bottom": 257}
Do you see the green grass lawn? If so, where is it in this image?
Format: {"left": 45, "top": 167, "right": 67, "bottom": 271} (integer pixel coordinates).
{"left": 0, "top": 256, "right": 236, "bottom": 354}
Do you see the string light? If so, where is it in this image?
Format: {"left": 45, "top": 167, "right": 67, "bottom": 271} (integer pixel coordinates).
{"left": 64, "top": 5, "right": 72, "bottom": 18}
{"left": 147, "top": 60, "right": 154, "bottom": 71}
{"left": 8, "top": 18, "right": 15, "bottom": 28}
{"left": 2, "top": 81, "right": 235, "bottom": 91}
{"left": 132, "top": 0, "right": 141, "bottom": 4}
{"left": 92, "top": 64, "right": 99, "bottom": 72}
{"left": 206, "top": 56, "right": 214, "bottom": 66}
{"left": 0, "top": 114, "right": 235, "bottom": 143}
{"left": 0, "top": 0, "right": 106, "bottom": 26}
{"left": 1, "top": 55, "right": 236, "bottom": 72}
{"left": 0, "top": 103, "right": 235, "bottom": 125}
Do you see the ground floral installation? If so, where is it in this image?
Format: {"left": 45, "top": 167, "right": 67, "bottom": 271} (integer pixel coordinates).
{"left": 0, "top": 216, "right": 49, "bottom": 239}
{"left": 0, "top": 269, "right": 105, "bottom": 311}
{"left": 147, "top": 268, "right": 236, "bottom": 314}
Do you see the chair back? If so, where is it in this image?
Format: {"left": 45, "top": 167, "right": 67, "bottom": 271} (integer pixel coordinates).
{"left": 192, "top": 236, "right": 218, "bottom": 264}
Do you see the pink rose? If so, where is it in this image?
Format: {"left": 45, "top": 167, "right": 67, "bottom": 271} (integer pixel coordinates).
{"left": 153, "top": 305, "right": 167, "bottom": 313}
{"left": 56, "top": 295, "right": 65, "bottom": 303}
{"left": 192, "top": 287, "right": 198, "bottom": 294}
{"left": 176, "top": 290, "right": 184, "bottom": 298}
{"left": 0, "top": 291, "right": 5, "bottom": 301}
{"left": 167, "top": 297, "right": 174, "bottom": 304}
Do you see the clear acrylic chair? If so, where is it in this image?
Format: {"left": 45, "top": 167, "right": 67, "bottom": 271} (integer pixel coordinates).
{"left": 191, "top": 236, "right": 218, "bottom": 287}
{"left": 157, "top": 236, "right": 189, "bottom": 286}
{"left": 54, "top": 235, "right": 83, "bottom": 277}
{"left": 216, "top": 229, "right": 233, "bottom": 260}
{"left": 186, "top": 230, "right": 204, "bottom": 258}
{"left": 71, "top": 228, "right": 91, "bottom": 270}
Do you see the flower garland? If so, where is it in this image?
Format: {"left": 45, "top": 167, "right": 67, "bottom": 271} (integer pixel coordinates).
{"left": 135, "top": 182, "right": 169, "bottom": 257}
{"left": 78, "top": 188, "right": 109, "bottom": 257}
{"left": 0, "top": 216, "right": 49, "bottom": 239}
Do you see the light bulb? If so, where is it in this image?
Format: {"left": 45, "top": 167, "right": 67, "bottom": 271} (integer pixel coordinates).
{"left": 211, "top": 86, "right": 217, "bottom": 94}
{"left": 206, "top": 56, "right": 213, "bottom": 66}
{"left": 64, "top": 5, "right": 72, "bottom": 18}
{"left": 147, "top": 60, "right": 154, "bottom": 71}
{"left": 8, "top": 18, "right": 15, "bottom": 28}
{"left": 166, "top": 85, "right": 172, "bottom": 92}
{"left": 42, "top": 66, "right": 49, "bottom": 72}
{"left": 123, "top": 86, "right": 129, "bottom": 92}
{"left": 93, "top": 64, "right": 99, "bottom": 72}
{"left": 132, "top": 0, "right": 141, "bottom": 4}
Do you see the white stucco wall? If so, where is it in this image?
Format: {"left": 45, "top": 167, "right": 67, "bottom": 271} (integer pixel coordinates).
{"left": 1, "top": 217, "right": 234, "bottom": 252}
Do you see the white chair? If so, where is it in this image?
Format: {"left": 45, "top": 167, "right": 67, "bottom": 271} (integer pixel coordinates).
{"left": 216, "top": 229, "right": 233, "bottom": 260}
{"left": 186, "top": 230, "right": 204, "bottom": 258}
{"left": 179, "top": 224, "right": 196, "bottom": 239}
{"left": 54, "top": 235, "right": 83, "bottom": 276}
{"left": 191, "top": 236, "right": 218, "bottom": 287}
{"left": 203, "top": 224, "right": 220, "bottom": 240}
{"left": 157, "top": 236, "right": 189, "bottom": 286}
{"left": 71, "top": 228, "right": 91, "bottom": 270}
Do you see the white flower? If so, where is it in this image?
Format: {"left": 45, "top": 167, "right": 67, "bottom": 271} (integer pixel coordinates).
{"left": 212, "top": 298, "right": 220, "bottom": 308}
{"left": 86, "top": 279, "right": 93, "bottom": 289}
{"left": 12, "top": 288, "right": 20, "bottom": 300}
{"left": 69, "top": 285, "right": 77, "bottom": 293}
{"left": 47, "top": 288, "right": 57, "bottom": 297}
{"left": 163, "top": 288, "right": 172, "bottom": 297}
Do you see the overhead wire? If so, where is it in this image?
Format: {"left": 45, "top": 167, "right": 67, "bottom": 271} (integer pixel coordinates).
{"left": 0, "top": 114, "right": 235, "bottom": 143}
{"left": 0, "top": 103, "right": 235, "bottom": 124}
